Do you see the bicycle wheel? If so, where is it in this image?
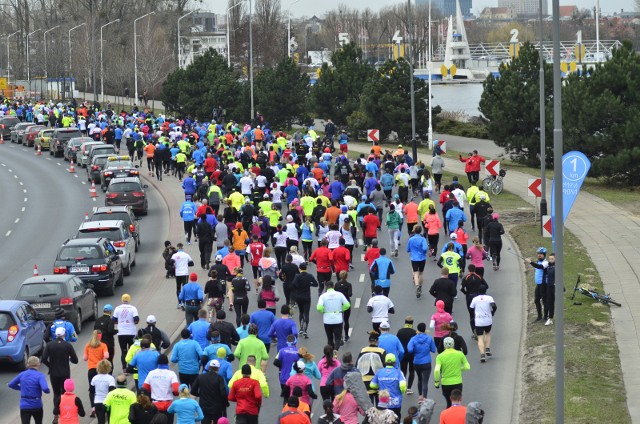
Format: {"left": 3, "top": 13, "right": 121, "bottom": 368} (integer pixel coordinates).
{"left": 492, "top": 179, "right": 503, "bottom": 195}
{"left": 482, "top": 177, "right": 493, "bottom": 192}
{"left": 596, "top": 294, "right": 622, "bottom": 307}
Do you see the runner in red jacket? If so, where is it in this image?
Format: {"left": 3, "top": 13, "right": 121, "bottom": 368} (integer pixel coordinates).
{"left": 310, "top": 240, "right": 333, "bottom": 295}
{"left": 331, "top": 240, "right": 351, "bottom": 279}
{"left": 229, "top": 365, "right": 262, "bottom": 423}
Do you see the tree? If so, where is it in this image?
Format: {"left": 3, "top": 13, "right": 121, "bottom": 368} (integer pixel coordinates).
{"left": 563, "top": 42, "right": 640, "bottom": 184}
{"left": 254, "top": 58, "right": 310, "bottom": 128}
{"left": 479, "top": 42, "right": 553, "bottom": 166}
{"left": 310, "top": 42, "right": 374, "bottom": 125}
{"left": 359, "top": 58, "right": 437, "bottom": 141}
{"left": 161, "top": 49, "right": 245, "bottom": 120}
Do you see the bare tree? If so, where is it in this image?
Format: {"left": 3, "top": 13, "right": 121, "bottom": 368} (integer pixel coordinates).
{"left": 254, "top": 0, "right": 284, "bottom": 67}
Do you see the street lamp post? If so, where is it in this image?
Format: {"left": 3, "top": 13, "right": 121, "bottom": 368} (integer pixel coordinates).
{"left": 427, "top": 0, "right": 433, "bottom": 150}
{"left": 43, "top": 26, "right": 60, "bottom": 100}
{"left": 6, "top": 31, "right": 19, "bottom": 85}
{"left": 538, "top": 0, "right": 547, "bottom": 217}
{"left": 226, "top": 1, "right": 244, "bottom": 68}
{"left": 134, "top": 11, "right": 155, "bottom": 103}
{"left": 101, "top": 19, "right": 119, "bottom": 102}
{"left": 69, "top": 23, "right": 86, "bottom": 99}
{"left": 407, "top": 0, "right": 417, "bottom": 160}
{"left": 27, "top": 29, "right": 42, "bottom": 98}
{"left": 287, "top": 0, "right": 301, "bottom": 58}
{"left": 178, "top": 10, "right": 196, "bottom": 69}
{"left": 249, "top": 0, "right": 255, "bottom": 120}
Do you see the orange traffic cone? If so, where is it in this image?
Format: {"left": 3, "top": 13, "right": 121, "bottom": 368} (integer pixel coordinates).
{"left": 0, "top": 133, "right": 4, "bottom": 144}
{"left": 33, "top": 265, "right": 38, "bottom": 277}
{"left": 68, "top": 160, "right": 76, "bottom": 173}
{"left": 90, "top": 181, "right": 97, "bottom": 197}
{"left": 85, "top": 212, "right": 89, "bottom": 221}
{"left": 37, "top": 144, "right": 41, "bottom": 156}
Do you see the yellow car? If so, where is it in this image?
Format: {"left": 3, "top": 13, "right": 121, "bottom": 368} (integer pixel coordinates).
{"left": 35, "top": 129, "right": 54, "bottom": 151}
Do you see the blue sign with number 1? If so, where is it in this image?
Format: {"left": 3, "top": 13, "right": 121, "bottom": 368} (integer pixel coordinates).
{"left": 550, "top": 151, "right": 591, "bottom": 223}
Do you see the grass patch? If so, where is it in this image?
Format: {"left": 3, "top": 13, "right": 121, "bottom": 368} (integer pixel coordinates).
{"left": 511, "top": 223, "right": 629, "bottom": 424}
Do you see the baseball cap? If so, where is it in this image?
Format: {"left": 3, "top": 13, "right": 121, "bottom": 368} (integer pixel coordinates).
{"left": 146, "top": 315, "right": 156, "bottom": 324}
{"left": 215, "top": 255, "right": 223, "bottom": 261}
{"left": 55, "top": 326, "right": 66, "bottom": 337}
{"left": 450, "top": 233, "right": 458, "bottom": 239}
{"left": 121, "top": 293, "right": 131, "bottom": 302}
{"left": 208, "top": 359, "right": 220, "bottom": 368}
{"left": 385, "top": 353, "right": 396, "bottom": 364}
{"left": 103, "top": 304, "right": 113, "bottom": 311}
{"left": 379, "top": 321, "right": 390, "bottom": 329}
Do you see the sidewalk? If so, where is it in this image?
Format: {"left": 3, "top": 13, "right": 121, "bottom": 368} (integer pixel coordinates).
{"left": 352, "top": 140, "right": 640, "bottom": 422}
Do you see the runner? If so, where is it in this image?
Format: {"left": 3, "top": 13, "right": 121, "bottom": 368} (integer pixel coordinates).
{"left": 469, "top": 285, "right": 497, "bottom": 363}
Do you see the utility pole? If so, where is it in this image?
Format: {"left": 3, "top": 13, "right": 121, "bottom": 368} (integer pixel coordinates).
{"left": 407, "top": 0, "right": 417, "bottom": 160}
{"left": 539, "top": 0, "right": 547, "bottom": 217}
{"left": 249, "top": 0, "right": 255, "bottom": 120}
{"left": 90, "top": 1, "right": 97, "bottom": 102}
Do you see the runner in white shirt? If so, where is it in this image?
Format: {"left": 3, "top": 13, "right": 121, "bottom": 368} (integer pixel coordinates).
{"left": 171, "top": 244, "right": 193, "bottom": 308}
{"left": 324, "top": 226, "right": 342, "bottom": 250}
{"left": 239, "top": 172, "right": 254, "bottom": 195}
{"left": 469, "top": 285, "right": 497, "bottom": 363}
{"left": 451, "top": 186, "right": 466, "bottom": 209}
{"left": 366, "top": 286, "right": 395, "bottom": 332}
{"left": 112, "top": 293, "right": 140, "bottom": 369}
{"left": 90, "top": 360, "right": 116, "bottom": 420}
{"left": 142, "top": 354, "right": 179, "bottom": 412}
{"left": 271, "top": 186, "right": 283, "bottom": 208}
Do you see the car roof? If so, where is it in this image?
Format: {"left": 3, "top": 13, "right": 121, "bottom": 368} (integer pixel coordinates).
{"left": 54, "top": 128, "right": 81, "bottom": 133}
{"left": 78, "top": 220, "right": 125, "bottom": 230}
{"left": 0, "top": 300, "right": 28, "bottom": 312}
{"left": 62, "top": 237, "right": 106, "bottom": 246}
{"left": 92, "top": 154, "right": 111, "bottom": 161}
{"left": 21, "top": 275, "right": 75, "bottom": 285}
{"left": 109, "top": 177, "right": 143, "bottom": 184}
{"left": 94, "top": 206, "right": 133, "bottom": 214}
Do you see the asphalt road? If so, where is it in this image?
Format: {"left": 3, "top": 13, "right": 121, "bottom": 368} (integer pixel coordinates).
{"left": 0, "top": 141, "right": 523, "bottom": 423}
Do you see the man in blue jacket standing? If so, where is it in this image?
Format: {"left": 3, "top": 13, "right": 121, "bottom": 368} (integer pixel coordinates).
{"left": 406, "top": 227, "right": 428, "bottom": 299}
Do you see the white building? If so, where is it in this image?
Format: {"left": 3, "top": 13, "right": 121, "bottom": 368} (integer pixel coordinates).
{"left": 180, "top": 12, "right": 227, "bottom": 68}
{"left": 498, "top": 0, "right": 548, "bottom": 16}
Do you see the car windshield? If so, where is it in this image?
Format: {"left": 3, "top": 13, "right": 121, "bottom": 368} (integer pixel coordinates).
{"left": 92, "top": 212, "right": 131, "bottom": 224}
{"left": 106, "top": 161, "right": 134, "bottom": 169}
{"left": 109, "top": 183, "right": 142, "bottom": 192}
{"left": 58, "top": 246, "right": 102, "bottom": 260}
{"left": 94, "top": 157, "right": 109, "bottom": 166}
{"left": 42, "top": 130, "right": 54, "bottom": 136}
{"left": 68, "top": 139, "right": 84, "bottom": 147}
{"left": 77, "top": 228, "right": 123, "bottom": 241}
{"left": 56, "top": 131, "right": 81, "bottom": 140}
{"left": 17, "top": 283, "right": 64, "bottom": 298}
{"left": 0, "top": 313, "right": 16, "bottom": 331}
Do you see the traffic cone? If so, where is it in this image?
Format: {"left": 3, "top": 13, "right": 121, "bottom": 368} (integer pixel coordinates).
{"left": 85, "top": 212, "right": 89, "bottom": 221}
{"left": 33, "top": 265, "right": 38, "bottom": 277}
{"left": 0, "top": 133, "right": 4, "bottom": 144}
{"left": 90, "top": 181, "right": 97, "bottom": 197}
{"left": 37, "top": 144, "right": 41, "bottom": 156}
{"left": 68, "top": 160, "right": 76, "bottom": 173}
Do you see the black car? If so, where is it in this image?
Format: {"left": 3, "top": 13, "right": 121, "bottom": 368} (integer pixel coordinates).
{"left": 91, "top": 206, "right": 141, "bottom": 251}
{"left": 50, "top": 128, "right": 82, "bottom": 157}
{"left": 64, "top": 137, "right": 92, "bottom": 162}
{"left": 105, "top": 177, "right": 149, "bottom": 215}
{"left": 88, "top": 154, "right": 111, "bottom": 183}
{"left": 15, "top": 275, "right": 98, "bottom": 334}
{"left": 99, "top": 156, "right": 140, "bottom": 191}
{"left": 0, "top": 116, "right": 20, "bottom": 139}
{"left": 53, "top": 237, "right": 123, "bottom": 296}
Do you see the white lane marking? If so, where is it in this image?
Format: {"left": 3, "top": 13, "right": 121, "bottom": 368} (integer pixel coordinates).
{"left": 23, "top": 189, "right": 27, "bottom": 193}
{"left": 21, "top": 207, "right": 25, "bottom": 212}
{"left": 1, "top": 163, "right": 5, "bottom": 166}
{"left": 74, "top": 174, "right": 78, "bottom": 178}
{"left": 14, "top": 174, "right": 17, "bottom": 179}
{"left": 19, "top": 181, "right": 23, "bottom": 186}
{"left": 92, "top": 198, "right": 96, "bottom": 202}
{"left": 14, "top": 218, "right": 19, "bottom": 224}
{"left": 5, "top": 230, "right": 10, "bottom": 237}
{"left": 92, "top": 207, "right": 97, "bottom": 213}
{"left": 358, "top": 239, "right": 363, "bottom": 245}
{"left": 8, "top": 168, "right": 12, "bottom": 172}
{"left": 22, "top": 148, "right": 26, "bottom": 152}
{"left": 46, "top": 157, "right": 51, "bottom": 161}
{"left": 23, "top": 197, "right": 27, "bottom": 202}
{"left": 81, "top": 181, "right": 86, "bottom": 185}
{"left": 348, "top": 328, "right": 353, "bottom": 337}
{"left": 359, "top": 273, "right": 365, "bottom": 283}
{"left": 361, "top": 254, "right": 365, "bottom": 261}
{"left": 354, "top": 298, "right": 361, "bottom": 309}
{"left": 56, "top": 162, "right": 61, "bottom": 166}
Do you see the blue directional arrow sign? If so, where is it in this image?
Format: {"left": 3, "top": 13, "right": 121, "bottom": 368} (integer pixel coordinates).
{"left": 551, "top": 151, "right": 591, "bottom": 223}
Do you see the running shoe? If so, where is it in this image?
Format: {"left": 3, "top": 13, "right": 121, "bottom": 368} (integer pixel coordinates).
{"left": 416, "top": 286, "right": 422, "bottom": 298}
{"left": 480, "top": 354, "right": 486, "bottom": 363}
{"left": 406, "top": 389, "right": 413, "bottom": 395}
{"left": 485, "top": 348, "right": 492, "bottom": 357}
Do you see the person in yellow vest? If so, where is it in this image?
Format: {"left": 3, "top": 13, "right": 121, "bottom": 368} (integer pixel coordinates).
{"left": 417, "top": 197, "right": 435, "bottom": 221}
{"left": 437, "top": 242, "right": 462, "bottom": 288}
{"left": 175, "top": 151, "right": 188, "bottom": 181}
{"left": 300, "top": 193, "right": 316, "bottom": 218}
{"left": 259, "top": 194, "right": 273, "bottom": 215}
{"left": 228, "top": 189, "right": 245, "bottom": 212}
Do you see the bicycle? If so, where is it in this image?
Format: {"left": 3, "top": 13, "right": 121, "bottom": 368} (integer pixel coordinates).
{"left": 482, "top": 169, "right": 507, "bottom": 195}
{"left": 571, "top": 274, "right": 621, "bottom": 307}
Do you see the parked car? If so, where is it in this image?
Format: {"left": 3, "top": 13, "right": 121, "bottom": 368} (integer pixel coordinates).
{"left": 105, "top": 177, "right": 149, "bottom": 216}
{"left": 64, "top": 137, "right": 92, "bottom": 162}
{"left": 10, "top": 123, "right": 36, "bottom": 144}
{"left": 99, "top": 156, "right": 140, "bottom": 191}
{"left": 0, "top": 300, "right": 46, "bottom": 370}
{"left": 0, "top": 116, "right": 20, "bottom": 140}
{"left": 15, "top": 275, "right": 98, "bottom": 334}
{"left": 54, "top": 237, "right": 123, "bottom": 296}
{"left": 35, "top": 128, "right": 55, "bottom": 151}
{"left": 91, "top": 206, "right": 141, "bottom": 251}
{"left": 24, "top": 125, "right": 46, "bottom": 147}
{"left": 87, "top": 144, "right": 117, "bottom": 168}
{"left": 87, "top": 154, "right": 111, "bottom": 183}
{"left": 50, "top": 128, "right": 82, "bottom": 157}
{"left": 78, "top": 141, "right": 104, "bottom": 167}
{"left": 75, "top": 220, "right": 136, "bottom": 276}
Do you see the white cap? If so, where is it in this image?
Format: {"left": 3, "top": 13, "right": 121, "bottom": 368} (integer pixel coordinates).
{"left": 286, "top": 215, "right": 293, "bottom": 222}
{"left": 146, "top": 315, "right": 157, "bottom": 324}
{"left": 450, "top": 233, "right": 458, "bottom": 239}
{"left": 55, "top": 327, "right": 66, "bottom": 337}
{"left": 379, "top": 321, "right": 390, "bottom": 329}
{"left": 215, "top": 255, "right": 223, "bottom": 261}
{"left": 208, "top": 359, "right": 221, "bottom": 368}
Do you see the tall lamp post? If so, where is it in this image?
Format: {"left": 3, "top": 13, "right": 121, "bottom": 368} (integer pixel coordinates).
{"left": 538, "top": 0, "right": 547, "bottom": 217}
{"left": 178, "top": 10, "right": 196, "bottom": 69}
{"left": 226, "top": 1, "right": 245, "bottom": 68}
{"left": 427, "top": 0, "right": 433, "bottom": 149}
{"left": 43, "top": 26, "right": 60, "bottom": 100}
{"left": 6, "top": 31, "right": 19, "bottom": 85}
{"left": 100, "top": 19, "right": 119, "bottom": 102}
{"left": 287, "top": 0, "right": 301, "bottom": 58}
{"left": 407, "top": 0, "right": 417, "bottom": 160}
{"left": 134, "top": 11, "right": 155, "bottom": 103}
{"left": 27, "top": 29, "right": 42, "bottom": 97}
{"left": 69, "top": 23, "right": 86, "bottom": 99}
{"left": 249, "top": 0, "right": 255, "bottom": 120}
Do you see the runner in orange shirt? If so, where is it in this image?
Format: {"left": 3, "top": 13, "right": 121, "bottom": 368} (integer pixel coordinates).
{"left": 143, "top": 141, "right": 156, "bottom": 176}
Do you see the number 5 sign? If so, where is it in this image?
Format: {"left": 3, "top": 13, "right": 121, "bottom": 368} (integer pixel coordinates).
{"left": 338, "top": 33, "right": 350, "bottom": 46}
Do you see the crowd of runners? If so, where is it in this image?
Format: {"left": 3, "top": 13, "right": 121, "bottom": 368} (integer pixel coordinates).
{"left": 2, "top": 100, "right": 533, "bottom": 424}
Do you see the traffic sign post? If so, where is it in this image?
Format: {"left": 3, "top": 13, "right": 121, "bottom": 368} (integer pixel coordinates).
{"left": 542, "top": 215, "right": 552, "bottom": 237}
{"left": 485, "top": 160, "right": 500, "bottom": 176}
{"left": 367, "top": 129, "right": 380, "bottom": 143}
{"left": 528, "top": 178, "right": 542, "bottom": 197}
